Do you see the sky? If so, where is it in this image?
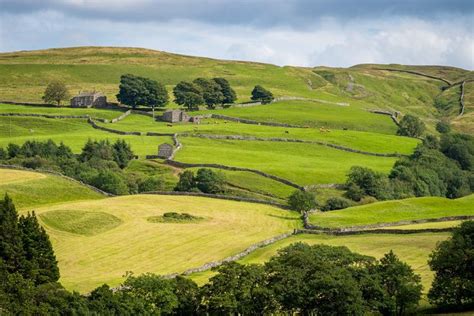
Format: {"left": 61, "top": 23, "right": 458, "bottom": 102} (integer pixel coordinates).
{"left": 0, "top": 0, "right": 473, "bottom": 69}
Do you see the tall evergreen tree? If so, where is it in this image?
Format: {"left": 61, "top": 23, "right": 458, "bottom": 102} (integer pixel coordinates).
{"left": 0, "top": 194, "right": 26, "bottom": 275}
{"left": 19, "top": 212, "right": 59, "bottom": 285}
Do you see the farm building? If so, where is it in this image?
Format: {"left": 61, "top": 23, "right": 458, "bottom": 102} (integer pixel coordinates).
{"left": 157, "top": 143, "right": 174, "bottom": 159}
{"left": 71, "top": 91, "right": 107, "bottom": 108}
{"left": 160, "top": 109, "right": 200, "bottom": 123}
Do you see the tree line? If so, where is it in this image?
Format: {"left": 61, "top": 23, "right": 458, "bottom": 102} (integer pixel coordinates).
{"left": 1, "top": 195, "right": 472, "bottom": 314}
{"left": 0, "top": 139, "right": 164, "bottom": 195}
{"left": 42, "top": 76, "right": 274, "bottom": 110}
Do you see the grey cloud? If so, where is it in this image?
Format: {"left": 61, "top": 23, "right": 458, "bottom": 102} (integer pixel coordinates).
{"left": 1, "top": 0, "right": 473, "bottom": 28}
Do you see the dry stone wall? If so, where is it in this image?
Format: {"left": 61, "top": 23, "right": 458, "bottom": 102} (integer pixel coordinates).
{"left": 87, "top": 118, "right": 142, "bottom": 135}
{"left": 210, "top": 114, "right": 304, "bottom": 128}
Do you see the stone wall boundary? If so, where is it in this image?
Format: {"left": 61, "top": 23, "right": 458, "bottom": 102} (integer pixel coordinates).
{"left": 0, "top": 101, "right": 64, "bottom": 107}
{"left": 459, "top": 81, "right": 466, "bottom": 116}
{"left": 295, "top": 227, "right": 454, "bottom": 235}
{"left": 375, "top": 68, "right": 452, "bottom": 85}
{"left": 181, "top": 133, "right": 403, "bottom": 157}
{"left": 164, "top": 159, "right": 305, "bottom": 191}
{"left": 87, "top": 118, "right": 142, "bottom": 135}
{"left": 368, "top": 110, "right": 400, "bottom": 126}
{"left": 210, "top": 114, "right": 305, "bottom": 128}
{"left": 303, "top": 214, "right": 474, "bottom": 232}
{"left": 0, "top": 164, "right": 113, "bottom": 197}
{"left": 109, "top": 109, "right": 131, "bottom": 123}
{"left": 142, "top": 190, "right": 290, "bottom": 209}
{"left": 0, "top": 112, "right": 90, "bottom": 119}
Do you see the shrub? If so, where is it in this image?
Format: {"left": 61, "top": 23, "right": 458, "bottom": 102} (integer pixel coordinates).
{"left": 174, "top": 170, "right": 196, "bottom": 192}
{"left": 321, "top": 197, "right": 353, "bottom": 211}
{"left": 344, "top": 183, "right": 365, "bottom": 201}
{"left": 92, "top": 170, "right": 129, "bottom": 195}
{"left": 397, "top": 114, "right": 425, "bottom": 138}
{"left": 138, "top": 176, "right": 164, "bottom": 193}
{"left": 195, "top": 168, "right": 226, "bottom": 194}
{"left": 288, "top": 190, "right": 317, "bottom": 213}
{"left": 436, "top": 121, "right": 451, "bottom": 134}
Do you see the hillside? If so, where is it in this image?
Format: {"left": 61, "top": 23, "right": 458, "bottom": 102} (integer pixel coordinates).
{"left": 0, "top": 46, "right": 472, "bottom": 134}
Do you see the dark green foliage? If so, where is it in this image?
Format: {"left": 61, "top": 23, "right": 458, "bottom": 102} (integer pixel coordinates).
{"left": 7, "top": 143, "right": 20, "bottom": 158}
{"left": 193, "top": 78, "right": 224, "bottom": 109}
{"left": 322, "top": 197, "right": 353, "bottom": 211}
{"left": 428, "top": 221, "right": 474, "bottom": 308}
{"left": 440, "top": 133, "right": 474, "bottom": 171}
{"left": 19, "top": 212, "right": 59, "bottom": 285}
{"left": 213, "top": 77, "right": 237, "bottom": 105}
{"left": 174, "top": 170, "right": 196, "bottom": 192}
{"left": 423, "top": 134, "right": 440, "bottom": 150}
{"left": 173, "top": 81, "right": 204, "bottom": 111}
{"left": 251, "top": 85, "right": 274, "bottom": 104}
{"left": 345, "top": 183, "right": 365, "bottom": 201}
{"left": 92, "top": 169, "right": 129, "bottom": 195}
{"left": 113, "top": 139, "right": 134, "bottom": 169}
{"left": 0, "top": 194, "right": 26, "bottom": 275}
{"left": 397, "top": 114, "right": 425, "bottom": 138}
{"left": 288, "top": 190, "right": 317, "bottom": 213}
{"left": 346, "top": 166, "right": 392, "bottom": 200}
{"left": 201, "top": 262, "right": 276, "bottom": 314}
{"left": 0, "top": 147, "right": 6, "bottom": 160}
{"left": 376, "top": 251, "right": 423, "bottom": 316}
{"left": 436, "top": 121, "right": 451, "bottom": 134}
{"left": 138, "top": 176, "right": 164, "bottom": 192}
{"left": 173, "top": 276, "right": 200, "bottom": 315}
{"left": 116, "top": 74, "right": 168, "bottom": 108}
{"left": 195, "top": 168, "right": 226, "bottom": 194}
{"left": 42, "top": 81, "right": 70, "bottom": 106}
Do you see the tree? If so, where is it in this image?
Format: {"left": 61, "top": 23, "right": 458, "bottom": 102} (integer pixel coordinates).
{"left": 397, "top": 114, "right": 425, "bottom": 138}
{"left": 287, "top": 190, "right": 317, "bottom": 213}
{"left": 112, "top": 139, "right": 134, "bottom": 169}
{"left": 92, "top": 170, "right": 129, "bottom": 195}
{"left": 346, "top": 166, "right": 392, "bottom": 200}
{"left": 42, "top": 81, "right": 70, "bottom": 106}
{"left": 174, "top": 170, "right": 196, "bottom": 192}
{"left": 116, "top": 74, "right": 168, "bottom": 109}
{"left": 0, "top": 194, "right": 26, "bottom": 275}
{"left": 18, "top": 212, "right": 59, "bottom": 285}
{"left": 195, "top": 168, "right": 226, "bottom": 194}
{"left": 173, "top": 81, "right": 204, "bottom": 111}
{"left": 376, "top": 251, "right": 422, "bottom": 315}
{"left": 428, "top": 221, "right": 474, "bottom": 307}
{"left": 251, "top": 85, "right": 274, "bottom": 104}
{"left": 213, "top": 78, "right": 237, "bottom": 106}
{"left": 193, "top": 78, "right": 224, "bottom": 109}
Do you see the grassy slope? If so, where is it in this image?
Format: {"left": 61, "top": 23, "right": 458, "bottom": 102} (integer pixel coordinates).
{"left": 32, "top": 194, "right": 301, "bottom": 292}
{"left": 309, "top": 194, "right": 474, "bottom": 228}
{"left": 0, "top": 168, "right": 104, "bottom": 209}
{"left": 0, "top": 116, "right": 170, "bottom": 156}
{"left": 175, "top": 137, "right": 398, "bottom": 185}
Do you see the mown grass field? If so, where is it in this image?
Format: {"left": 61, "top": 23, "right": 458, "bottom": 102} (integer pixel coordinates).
{"left": 0, "top": 116, "right": 170, "bottom": 156}
{"left": 0, "top": 168, "right": 104, "bottom": 209}
{"left": 176, "top": 137, "right": 398, "bottom": 185}
{"left": 309, "top": 194, "right": 474, "bottom": 228}
{"left": 30, "top": 195, "right": 301, "bottom": 292}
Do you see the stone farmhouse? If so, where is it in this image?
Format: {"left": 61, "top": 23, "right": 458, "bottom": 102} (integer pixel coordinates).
{"left": 71, "top": 91, "right": 107, "bottom": 108}
{"left": 157, "top": 143, "right": 174, "bottom": 159}
{"left": 160, "top": 109, "right": 200, "bottom": 123}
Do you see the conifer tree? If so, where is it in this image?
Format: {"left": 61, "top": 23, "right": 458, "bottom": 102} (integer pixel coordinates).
{"left": 19, "top": 212, "right": 59, "bottom": 285}
{"left": 0, "top": 194, "right": 26, "bottom": 275}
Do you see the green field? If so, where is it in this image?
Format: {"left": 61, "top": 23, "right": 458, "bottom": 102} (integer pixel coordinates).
{"left": 176, "top": 137, "right": 398, "bottom": 185}
{"left": 309, "top": 194, "right": 474, "bottom": 228}
{"left": 100, "top": 113, "right": 419, "bottom": 155}
{"left": 0, "top": 168, "right": 104, "bottom": 209}
{"left": 0, "top": 116, "right": 170, "bottom": 156}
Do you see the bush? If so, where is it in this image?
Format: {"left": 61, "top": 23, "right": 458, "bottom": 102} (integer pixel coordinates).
{"left": 195, "top": 168, "right": 226, "bottom": 194}
{"left": 344, "top": 183, "right": 365, "bottom": 201}
{"left": 397, "top": 114, "right": 425, "bottom": 138}
{"left": 436, "top": 121, "right": 451, "bottom": 134}
{"left": 138, "top": 176, "right": 164, "bottom": 193}
{"left": 251, "top": 85, "right": 274, "bottom": 104}
{"left": 174, "top": 170, "right": 196, "bottom": 192}
{"left": 288, "top": 190, "right": 317, "bottom": 213}
{"left": 321, "top": 197, "right": 353, "bottom": 211}
{"left": 92, "top": 170, "right": 129, "bottom": 195}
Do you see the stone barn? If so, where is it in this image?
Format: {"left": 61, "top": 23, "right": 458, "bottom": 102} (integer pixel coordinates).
{"left": 157, "top": 143, "right": 174, "bottom": 159}
{"left": 161, "top": 110, "right": 190, "bottom": 123}
{"left": 71, "top": 91, "right": 107, "bottom": 108}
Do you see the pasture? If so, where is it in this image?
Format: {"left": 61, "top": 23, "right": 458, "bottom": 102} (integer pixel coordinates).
{"left": 0, "top": 168, "right": 104, "bottom": 209}
{"left": 175, "top": 137, "right": 398, "bottom": 185}
{"left": 309, "top": 194, "right": 474, "bottom": 228}
{"left": 0, "top": 116, "right": 170, "bottom": 157}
